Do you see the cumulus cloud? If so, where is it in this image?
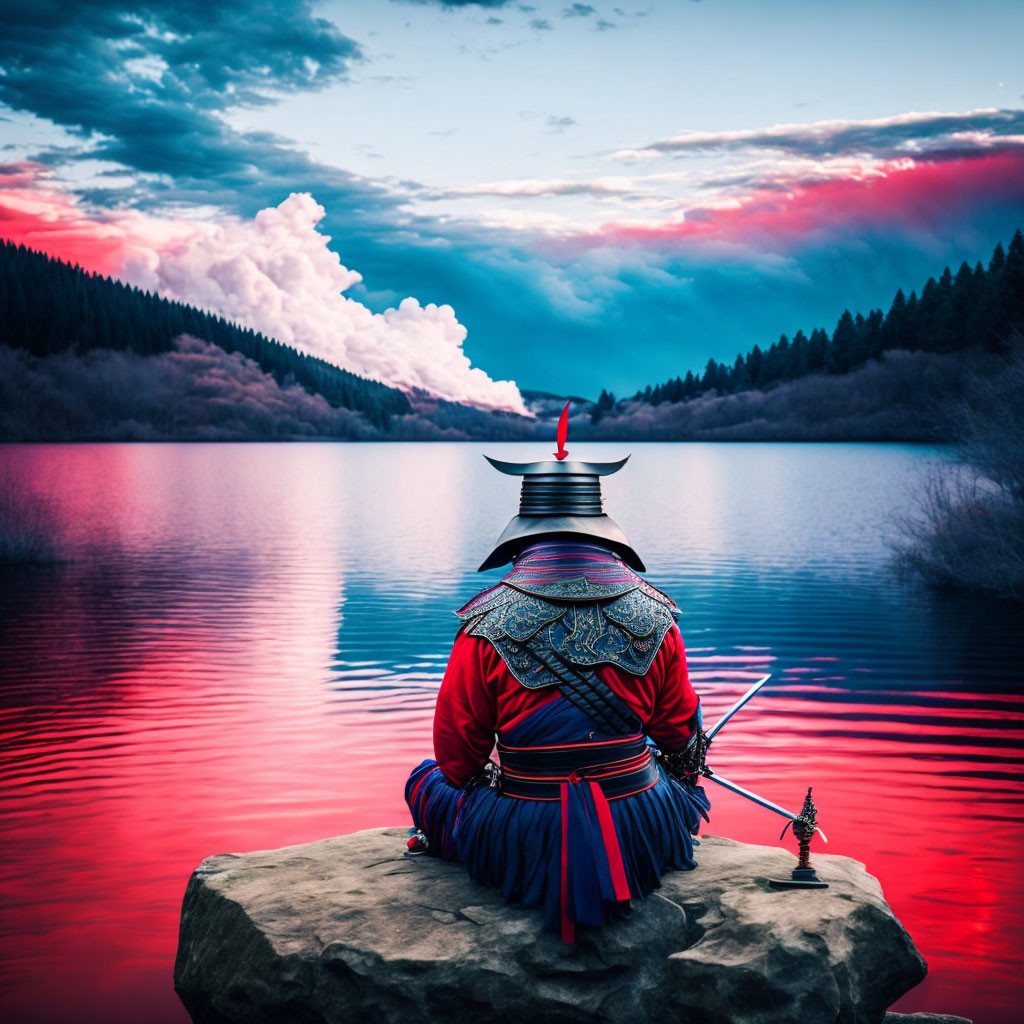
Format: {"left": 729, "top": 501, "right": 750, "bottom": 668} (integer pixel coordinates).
{"left": 0, "top": 167, "right": 525, "bottom": 412}
{"left": 123, "top": 193, "right": 527, "bottom": 413}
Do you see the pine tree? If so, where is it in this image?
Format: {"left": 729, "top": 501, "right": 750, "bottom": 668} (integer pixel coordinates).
{"left": 590, "top": 388, "right": 616, "bottom": 423}
{"left": 828, "top": 310, "right": 857, "bottom": 373}
{"left": 989, "top": 242, "right": 1006, "bottom": 275}
{"left": 929, "top": 267, "right": 957, "bottom": 352}
{"left": 746, "top": 344, "right": 764, "bottom": 386}
{"left": 701, "top": 357, "right": 720, "bottom": 392}
{"left": 882, "top": 289, "right": 908, "bottom": 350}
{"left": 951, "top": 261, "right": 976, "bottom": 350}
{"left": 788, "top": 330, "right": 809, "bottom": 377}
{"left": 1004, "top": 228, "right": 1024, "bottom": 325}
{"left": 807, "top": 328, "right": 828, "bottom": 372}
{"left": 731, "top": 352, "right": 750, "bottom": 390}
{"left": 864, "top": 309, "right": 885, "bottom": 359}
{"left": 762, "top": 335, "right": 789, "bottom": 383}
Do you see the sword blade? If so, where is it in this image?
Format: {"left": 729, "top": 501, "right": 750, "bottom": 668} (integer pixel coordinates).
{"left": 706, "top": 674, "right": 772, "bottom": 741}
{"left": 704, "top": 771, "right": 828, "bottom": 843}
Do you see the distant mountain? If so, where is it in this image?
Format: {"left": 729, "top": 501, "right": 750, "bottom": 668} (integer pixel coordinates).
{"left": 3, "top": 233, "right": 1021, "bottom": 444}
{"left": 519, "top": 389, "right": 591, "bottom": 406}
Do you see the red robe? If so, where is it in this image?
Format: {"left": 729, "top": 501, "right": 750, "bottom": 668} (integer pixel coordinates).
{"left": 433, "top": 623, "right": 699, "bottom": 787}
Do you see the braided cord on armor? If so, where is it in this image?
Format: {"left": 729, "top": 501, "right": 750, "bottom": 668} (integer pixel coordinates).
{"left": 520, "top": 642, "right": 642, "bottom": 737}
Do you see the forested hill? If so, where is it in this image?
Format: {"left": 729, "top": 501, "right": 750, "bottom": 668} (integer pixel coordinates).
{"left": 609, "top": 229, "right": 1024, "bottom": 416}
{"left": 0, "top": 241, "right": 410, "bottom": 428}
{"left": 3, "top": 232, "right": 1022, "bottom": 444}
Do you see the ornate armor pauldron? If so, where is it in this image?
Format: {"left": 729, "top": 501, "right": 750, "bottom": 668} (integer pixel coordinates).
{"left": 456, "top": 579, "right": 678, "bottom": 690}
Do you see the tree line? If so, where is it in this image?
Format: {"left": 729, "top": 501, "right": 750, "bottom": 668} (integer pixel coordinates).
{"left": 618, "top": 229, "right": 1024, "bottom": 413}
{"left": 0, "top": 240, "right": 410, "bottom": 428}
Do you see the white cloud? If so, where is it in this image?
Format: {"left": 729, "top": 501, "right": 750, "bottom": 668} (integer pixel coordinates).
{"left": 125, "top": 193, "right": 527, "bottom": 413}
{"left": 430, "top": 176, "right": 637, "bottom": 199}
{"left": 609, "top": 107, "right": 1024, "bottom": 161}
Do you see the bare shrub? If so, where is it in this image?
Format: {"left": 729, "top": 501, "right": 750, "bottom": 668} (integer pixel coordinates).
{"left": 892, "top": 344, "right": 1024, "bottom": 601}
{"left": 950, "top": 358, "right": 1024, "bottom": 501}
{"left": 0, "top": 338, "right": 380, "bottom": 441}
{"left": 0, "top": 465, "right": 60, "bottom": 565}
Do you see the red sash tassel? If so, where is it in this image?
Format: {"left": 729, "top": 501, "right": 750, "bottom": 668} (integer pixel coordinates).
{"left": 589, "top": 780, "right": 631, "bottom": 902}
{"left": 559, "top": 783, "right": 574, "bottom": 943}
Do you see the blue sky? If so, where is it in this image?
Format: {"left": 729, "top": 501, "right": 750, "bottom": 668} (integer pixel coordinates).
{"left": 295, "top": 1, "right": 1024, "bottom": 195}
{"left": 2, "top": 1, "right": 1024, "bottom": 403}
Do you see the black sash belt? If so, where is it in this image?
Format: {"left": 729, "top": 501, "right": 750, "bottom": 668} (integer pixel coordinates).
{"left": 497, "top": 735, "right": 658, "bottom": 801}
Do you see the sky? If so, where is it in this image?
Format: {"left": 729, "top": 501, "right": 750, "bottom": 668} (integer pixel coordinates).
{"left": 2, "top": 0, "right": 1024, "bottom": 408}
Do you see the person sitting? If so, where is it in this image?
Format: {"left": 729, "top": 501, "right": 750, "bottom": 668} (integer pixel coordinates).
{"left": 405, "top": 436, "right": 709, "bottom": 942}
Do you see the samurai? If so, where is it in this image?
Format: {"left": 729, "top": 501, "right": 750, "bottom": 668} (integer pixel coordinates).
{"left": 405, "top": 409, "right": 709, "bottom": 942}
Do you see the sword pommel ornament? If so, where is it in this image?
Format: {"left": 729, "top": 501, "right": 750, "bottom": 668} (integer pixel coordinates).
{"left": 770, "top": 787, "right": 829, "bottom": 889}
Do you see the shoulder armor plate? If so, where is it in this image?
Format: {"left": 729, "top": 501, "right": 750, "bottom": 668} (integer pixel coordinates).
{"left": 456, "top": 583, "right": 678, "bottom": 690}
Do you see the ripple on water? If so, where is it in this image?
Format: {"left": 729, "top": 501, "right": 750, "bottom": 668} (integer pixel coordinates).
{"left": 0, "top": 442, "right": 1021, "bottom": 1024}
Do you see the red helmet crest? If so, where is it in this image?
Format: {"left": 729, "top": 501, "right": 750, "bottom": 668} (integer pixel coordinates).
{"left": 554, "top": 400, "right": 570, "bottom": 461}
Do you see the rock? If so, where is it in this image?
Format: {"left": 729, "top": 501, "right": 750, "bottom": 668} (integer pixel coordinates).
{"left": 884, "top": 1015, "right": 973, "bottom": 1024}
{"left": 175, "top": 828, "right": 928, "bottom": 1024}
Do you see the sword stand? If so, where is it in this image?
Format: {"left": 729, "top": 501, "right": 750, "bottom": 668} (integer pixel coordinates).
{"left": 769, "top": 787, "right": 829, "bottom": 890}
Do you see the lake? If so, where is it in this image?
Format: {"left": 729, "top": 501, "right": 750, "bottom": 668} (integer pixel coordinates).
{"left": 0, "top": 442, "right": 1021, "bottom": 1023}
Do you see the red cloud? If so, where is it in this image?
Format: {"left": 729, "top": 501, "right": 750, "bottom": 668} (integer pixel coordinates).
{"left": 587, "top": 151, "right": 1024, "bottom": 250}
{"left": 0, "top": 165, "right": 527, "bottom": 412}
{"left": 0, "top": 163, "right": 173, "bottom": 275}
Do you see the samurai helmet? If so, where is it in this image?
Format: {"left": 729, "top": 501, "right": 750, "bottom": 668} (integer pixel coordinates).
{"left": 478, "top": 402, "right": 645, "bottom": 572}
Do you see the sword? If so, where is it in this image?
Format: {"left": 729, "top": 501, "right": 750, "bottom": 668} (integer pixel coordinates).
{"left": 688, "top": 672, "right": 828, "bottom": 842}
{"left": 701, "top": 768, "right": 828, "bottom": 843}
{"left": 706, "top": 674, "right": 772, "bottom": 741}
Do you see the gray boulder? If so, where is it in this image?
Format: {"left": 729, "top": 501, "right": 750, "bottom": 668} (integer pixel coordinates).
{"left": 175, "top": 828, "right": 937, "bottom": 1024}
{"left": 884, "top": 1016, "right": 973, "bottom": 1024}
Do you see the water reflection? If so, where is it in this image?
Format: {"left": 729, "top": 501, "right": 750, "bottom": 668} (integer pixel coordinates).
{"left": 0, "top": 442, "right": 1021, "bottom": 1024}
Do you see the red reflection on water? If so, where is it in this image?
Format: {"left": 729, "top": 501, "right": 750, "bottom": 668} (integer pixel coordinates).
{"left": 2, "top": 660, "right": 1021, "bottom": 1024}
{"left": 0, "top": 443, "right": 1021, "bottom": 1023}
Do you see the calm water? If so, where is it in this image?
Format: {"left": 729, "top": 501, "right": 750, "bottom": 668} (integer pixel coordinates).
{"left": 0, "top": 442, "right": 1021, "bottom": 1024}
